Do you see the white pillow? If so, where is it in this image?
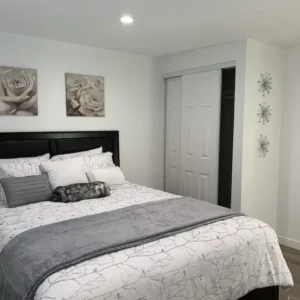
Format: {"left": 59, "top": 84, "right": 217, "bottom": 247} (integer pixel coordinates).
{"left": 51, "top": 147, "right": 102, "bottom": 161}
{"left": 40, "top": 157, "right": 88, "bottom": 190}
{"left": 0, "top": 153, "right": 50, "bottom": 203}
{"left": 83, "top": 152, "right": 115, "bottom": 171}
{"left": 87, "top": 167, "right": 126, "bottom": 186}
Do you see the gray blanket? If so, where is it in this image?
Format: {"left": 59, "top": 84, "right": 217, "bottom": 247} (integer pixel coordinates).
{"left": 0, "top": 197, "right": 244, "bottom": 300}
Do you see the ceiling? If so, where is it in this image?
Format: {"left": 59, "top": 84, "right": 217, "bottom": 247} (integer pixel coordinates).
{"left": 0, "top": 0, "right": 300, "bottom": 56}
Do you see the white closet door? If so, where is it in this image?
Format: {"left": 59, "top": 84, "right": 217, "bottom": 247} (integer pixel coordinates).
{"left": 165, "top": 77, "right": 182, "bottom": 194}
{"left": 179, "top": 70, "right": 221, "bottom": 204}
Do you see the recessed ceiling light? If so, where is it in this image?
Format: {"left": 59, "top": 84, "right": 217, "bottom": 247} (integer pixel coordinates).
{"left": 120, "top": 15, "right": 134, "bottom": 25}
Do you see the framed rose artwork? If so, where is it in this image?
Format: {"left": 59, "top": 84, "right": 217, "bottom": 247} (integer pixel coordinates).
{"left": 0, "top": 66, "right": 38, "bottom": 116}
{"left": 65, "top": 73, "right": 105, "bottom": 117}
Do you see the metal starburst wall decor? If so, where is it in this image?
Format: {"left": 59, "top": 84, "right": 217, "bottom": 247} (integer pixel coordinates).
{"left": 258, "top": 73, "right": 272, "bottom": 96}
{"left": 257, "top": 102, "right": 272, "bottom": 125}
{"left": 257, "top": 134, "right": 270, "bottom": 157}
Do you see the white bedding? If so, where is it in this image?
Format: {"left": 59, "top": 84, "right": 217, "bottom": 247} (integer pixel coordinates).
{"left": 0, "top": 183, "right": 293, "bottom": 300}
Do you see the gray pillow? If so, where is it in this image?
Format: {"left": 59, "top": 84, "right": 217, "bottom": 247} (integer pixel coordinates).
{"left": 0, "top": 174, "right": 52, "bottom": 208}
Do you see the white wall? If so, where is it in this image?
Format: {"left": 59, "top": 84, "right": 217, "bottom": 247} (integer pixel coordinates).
{"left": 242, "top": 40, "right": 284, "bottom": 229}
{"left": 277, "top": 46, "right": 300, "bottom": 250}
{"left": 0, "top": 33, "right": 165, "bottom": 190}
{"left": 163, "top": 40, "right": 248, "bottom": 212}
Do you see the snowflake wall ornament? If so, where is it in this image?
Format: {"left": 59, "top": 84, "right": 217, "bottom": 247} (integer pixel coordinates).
{"left": 257, "top": 102, "right": 272, "bottom": 125}
{"left": 257, "top": 134, "right": 270, "bottom": 157}
{"left": 258, "top": 73, "right": 272, "bottom": 96}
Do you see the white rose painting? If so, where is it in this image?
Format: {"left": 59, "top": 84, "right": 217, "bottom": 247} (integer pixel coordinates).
{"left": 0, "top": 67, "right": 38, "bottom": 116}
{"left": 66, "top": 73, "right": 105, "bottom": 117}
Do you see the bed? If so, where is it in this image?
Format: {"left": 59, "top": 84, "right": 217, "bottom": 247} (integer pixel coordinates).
{"left": 0, "top": 131, "right": 293, "bottom": 300}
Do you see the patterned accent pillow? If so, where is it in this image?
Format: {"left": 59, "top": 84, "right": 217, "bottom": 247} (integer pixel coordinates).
{"left": 50, "top": 181, "right": 110, "bottom": 203}
{"left": 0, "top": 154, "right": 50, "bottom": 203}
{"left": 51, "top": 147, "right": 103, "bottom": 161}
{"left": 83, "top": 152, "right": 115, "bottom": 171}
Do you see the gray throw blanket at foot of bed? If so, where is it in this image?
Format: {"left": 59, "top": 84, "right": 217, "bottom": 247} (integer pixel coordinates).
{"left": 0, "top": 197, "right": 245, "bottom": 300}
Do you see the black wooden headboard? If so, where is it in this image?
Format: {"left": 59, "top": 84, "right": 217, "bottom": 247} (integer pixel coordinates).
{"left": 0, "top": 131, "right": 120, "bottom": 166}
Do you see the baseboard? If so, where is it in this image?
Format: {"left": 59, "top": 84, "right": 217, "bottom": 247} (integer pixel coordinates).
{"left": 278, "top": 235, "right": 300, "bottom": 251}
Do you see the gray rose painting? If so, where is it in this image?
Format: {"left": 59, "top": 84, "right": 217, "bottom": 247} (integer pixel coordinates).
{"left": 66, "top": 73, "right": 105, "bottom": 117}
{"left": 0, "top": 67, "right": 38, "bottom": 116}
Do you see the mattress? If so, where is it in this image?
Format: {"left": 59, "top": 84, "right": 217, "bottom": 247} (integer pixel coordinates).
{"left": 0, "top": 183, "right": 293, "bottom": 300}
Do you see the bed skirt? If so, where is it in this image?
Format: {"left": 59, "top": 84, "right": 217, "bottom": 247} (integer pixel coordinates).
{"left": 240, "top": 286, "right": 279, "bottom": 300}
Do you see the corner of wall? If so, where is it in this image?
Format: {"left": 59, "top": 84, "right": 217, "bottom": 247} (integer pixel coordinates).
{"left": 241, "top": 40, "right": 284, "bottom": 230}
{"left": 276, "top": 45, "right": 300, "bottom": 249}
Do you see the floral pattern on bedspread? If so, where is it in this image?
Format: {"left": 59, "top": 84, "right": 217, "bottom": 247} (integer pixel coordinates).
{"left": 0, "top": 183, "right": 293, "bottom": 300}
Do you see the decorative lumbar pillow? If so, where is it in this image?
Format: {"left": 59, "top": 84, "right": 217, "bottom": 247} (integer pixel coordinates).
{"left": 51, "top": 147, "right": 103, "bottom": 161}
{"left": 87, "top": 167, "right": 126, "bottom": 186}
{"left": 50, "top": 181, "right": 110, "bottom": 203}
{"left": 83, "top": 152, "right": 115, "bottom": 171}
{"left": 40, "top": 157, "right": 88, "bottom": 190}
{"left": 0, "top": 174, "right": 52, "bottom": 208}
{"left": 0, "top": 153, "right": 50, "bottom": 204}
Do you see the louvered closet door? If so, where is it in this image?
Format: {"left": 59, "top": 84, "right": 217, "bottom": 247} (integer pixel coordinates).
{"left": 165, "top": 77, "right": 182, "bottom": 195}
{"left": 179, "top": 70, "right": 221, "bottom": 204}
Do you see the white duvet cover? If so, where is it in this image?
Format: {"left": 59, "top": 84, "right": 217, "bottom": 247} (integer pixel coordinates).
{"left": 0, "top": 183, "right": 293, "bottom": 300}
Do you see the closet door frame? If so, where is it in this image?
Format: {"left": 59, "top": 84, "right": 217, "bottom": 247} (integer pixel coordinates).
{"left": 164, "top": 61, "right": 242, "bottom": 211}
